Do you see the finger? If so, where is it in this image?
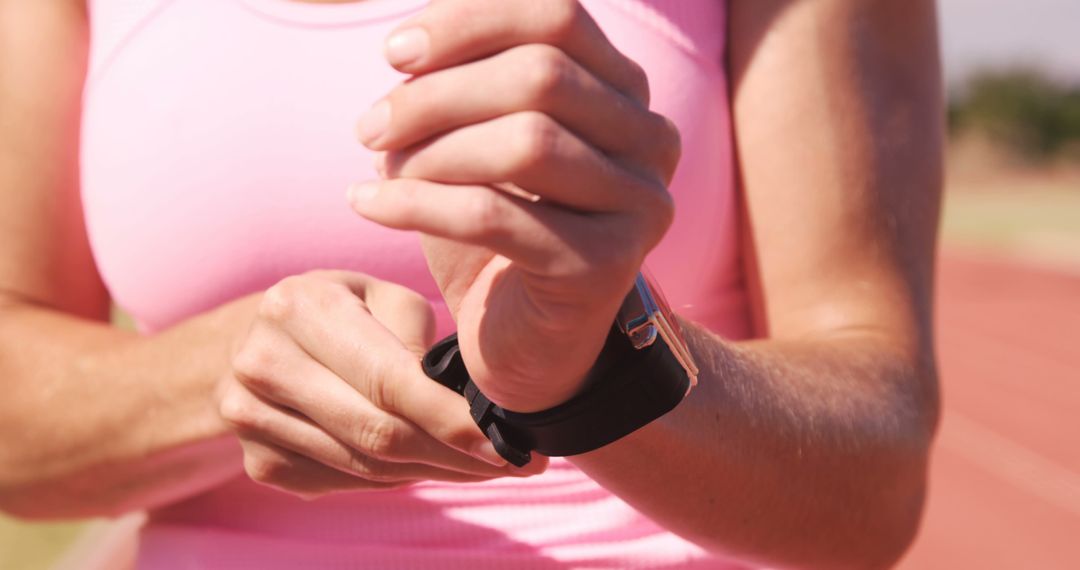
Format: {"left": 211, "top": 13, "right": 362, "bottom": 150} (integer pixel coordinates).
{"left": 378, "top": 111, "right": 664, "bottom": 214}
{"left": 305, "top": 270, "right": 438, "bottom": 357}
{"left": 385, "top": 0, "right": 649, "bottom": 105}
{"left": 252, "top": 280, "right": 540, "bottom": 470}
{"left": 359, "top": 45, "right": 678, "bottom": 179}
{"left": 231, "top": 313, "right": 514, "bottom": 470}
{"left": 240, "top": 439, "right": 415, "bottom": 498}
{"left": 361, "top": 278, "right": 437, "bottom": 357}
{"left": 222, "top": 373, "right": 511, "bottom": 479}
{"left": 241, "top": 439, "right": 499, "bottom": 499}
{"left": 302, "top": 272, "right": 436, "bottom": 356}
{"left": 348, "top": 178, "right": 670, "bottom": 280}
{"left": 284, "top": 297, "right": 545, "bottom": 474}
{"left": 223, "top": 380, "right": 510, "bottom": 484}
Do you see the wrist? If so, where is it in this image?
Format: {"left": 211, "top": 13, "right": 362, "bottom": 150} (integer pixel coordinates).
{"left": 465, "top": 317, "right": 611, "bottom": 413}
{"left": 137, "top": 295, "right": 262, "bottom": 439}
{"left": 423, "top": 270, "right": 698, "bottom": 467}
{"left": 482, "top": 370, "right": 591, "bottom": 414}
{"left": 423, "top": 322, "right": 693, "bottom": 467}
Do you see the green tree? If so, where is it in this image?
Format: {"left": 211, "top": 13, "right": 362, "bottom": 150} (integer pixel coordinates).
{"left": 950, "top": 68, "right": 1080, "bottom": 161}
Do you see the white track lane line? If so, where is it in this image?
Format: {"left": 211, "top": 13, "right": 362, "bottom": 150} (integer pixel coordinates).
{"left": 939, "top": 412, "right": 1080, "bottom": 518}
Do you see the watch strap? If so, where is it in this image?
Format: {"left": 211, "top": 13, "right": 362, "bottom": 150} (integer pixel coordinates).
{"left": 421, "top": 325, "right": 690, "bottom": 467}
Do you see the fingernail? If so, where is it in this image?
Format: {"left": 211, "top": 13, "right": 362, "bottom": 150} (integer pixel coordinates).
{"left": 385, "top": 27, "right": 429, "bottom": 68}
{"left": 347, "top": 182, "right": 378, "bottom": 205}
{"left": 471, "top": 441, "right": 508, "bottom": 467}
{"left": 357, "top": 100, "right": 391, "bottom": 146}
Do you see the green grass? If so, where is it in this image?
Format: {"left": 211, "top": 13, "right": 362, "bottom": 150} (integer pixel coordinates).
{"left": 0, "top": 516, "right": 86, "bottom": 570}
{"left": 941, "top": 182, "right": 1080, "bottom": 267}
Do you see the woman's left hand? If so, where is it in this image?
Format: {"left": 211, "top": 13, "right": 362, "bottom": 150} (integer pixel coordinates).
{"left": 349, "top": 0, "right": 680, "bottom": 412}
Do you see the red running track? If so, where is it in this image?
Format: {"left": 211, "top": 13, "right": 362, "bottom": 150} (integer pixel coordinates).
{"left": 897, "top": 252, "right": 1080, "bottom": 569}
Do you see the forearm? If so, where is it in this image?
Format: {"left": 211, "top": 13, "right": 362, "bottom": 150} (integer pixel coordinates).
{"left": 570, "top": 319, "right": 938, "bottom": 569}
{"left": 0, "top": 297, "right": 253, "bottom": 519}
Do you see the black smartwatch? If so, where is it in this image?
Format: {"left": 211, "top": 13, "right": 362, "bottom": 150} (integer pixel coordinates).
{"left": 421, "top": 271, "right": 699, "bottom": 467}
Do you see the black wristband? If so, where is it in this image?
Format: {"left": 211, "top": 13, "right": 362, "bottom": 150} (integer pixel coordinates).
{"left": 421, "top": 324, "right": 690, "bottom": 467}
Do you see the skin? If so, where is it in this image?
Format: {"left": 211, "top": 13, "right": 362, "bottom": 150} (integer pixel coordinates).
{"left": 344, "top": 2, "right": 943, "bottom": 568}
{"left": 0, "top": 0, "right": 943, "bottom": 568}
{"left": 0, "top": 0, "right": 530, "bottom": 515}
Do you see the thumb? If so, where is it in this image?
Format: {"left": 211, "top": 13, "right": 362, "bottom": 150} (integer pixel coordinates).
{"left": 364, "top": 279, "right": 437, "bottom": 356}
{"left": 420, "top": 234, "right": 493, "bottom": 320}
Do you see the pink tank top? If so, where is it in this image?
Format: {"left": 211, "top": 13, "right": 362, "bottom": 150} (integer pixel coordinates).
{"left": 81, "top": 0, "right": 751, "bottom": 567}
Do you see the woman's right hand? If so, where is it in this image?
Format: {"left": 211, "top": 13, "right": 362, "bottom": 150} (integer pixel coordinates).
{"left": 216, "top": 270, "right": 546, "bottom": 499}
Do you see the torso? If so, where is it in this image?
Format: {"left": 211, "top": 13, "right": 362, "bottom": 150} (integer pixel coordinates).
{"left": 81, "top": 0, "right": 750, "bottom": 567}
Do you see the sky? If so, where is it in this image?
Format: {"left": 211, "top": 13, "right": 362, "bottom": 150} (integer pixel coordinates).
{"left": 938, "top": 0, "right": 1080, "bottom": 86}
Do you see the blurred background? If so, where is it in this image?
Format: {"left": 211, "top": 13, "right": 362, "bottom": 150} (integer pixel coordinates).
{"left": 2, "top": 0, "right": 1078, "bottom": 568}
{"left": 897, "top": 0, "right": 1080, "bottom": 567}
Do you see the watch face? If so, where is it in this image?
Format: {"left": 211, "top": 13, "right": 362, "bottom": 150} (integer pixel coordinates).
{"left": 618, "top": 274, "right": 658, "bottom": 348}
{"left": 618, "top": 268, "right": 699, "bottom": 387}
{"left": 639, "top": 268, "right": 688, "bottom": 349}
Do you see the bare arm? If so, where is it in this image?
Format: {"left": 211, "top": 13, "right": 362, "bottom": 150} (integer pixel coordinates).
{"left": 339, "top": 0, "right": 941, "bottom": 564}
{"left": 0, "top": 2, "right": 525, "bottom": 516}
{"left": 0, "top": 0, "right": 254, "bottom": 519}
{"left": 569, "top": 0, "right": 944, "bottom": 567}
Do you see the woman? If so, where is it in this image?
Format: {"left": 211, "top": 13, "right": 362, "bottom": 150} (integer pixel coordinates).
{"left": 0, "top": 0, "right": 944, "bottom": 567}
